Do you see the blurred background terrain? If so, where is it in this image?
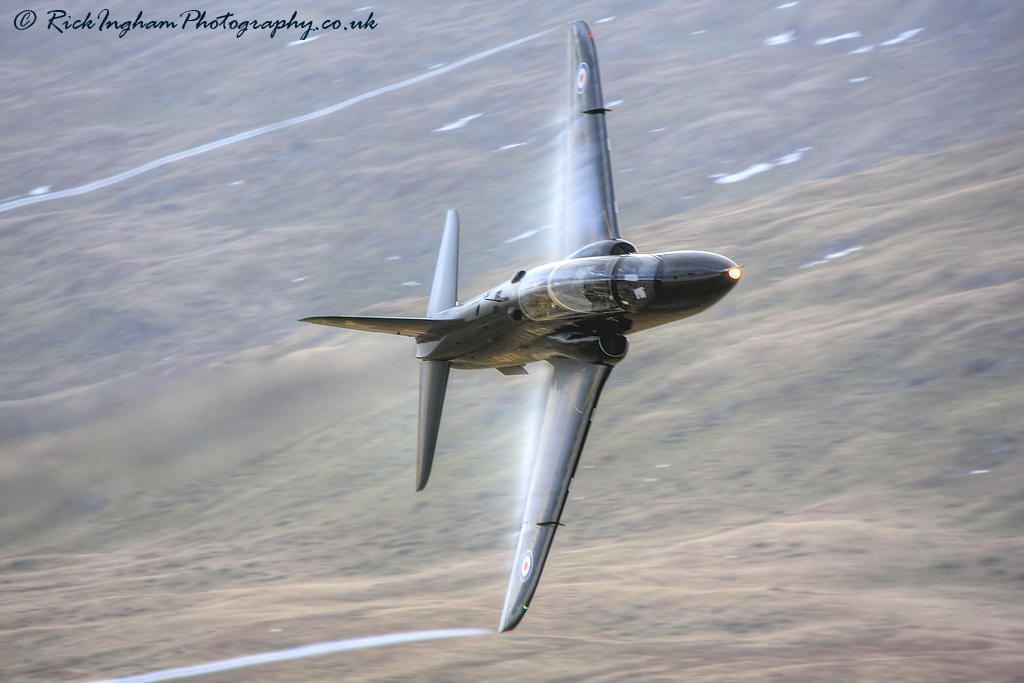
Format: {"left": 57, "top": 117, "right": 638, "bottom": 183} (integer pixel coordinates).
{"left": 1, "top": 1, "right": 1022, "bottom": 680}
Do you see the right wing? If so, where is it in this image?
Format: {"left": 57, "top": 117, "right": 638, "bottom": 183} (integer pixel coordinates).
{"left": 498, "top": 357, "right": 612, "bottom": 632}
{"left": 564, "top": 20, "right": 620, "bottom": 256}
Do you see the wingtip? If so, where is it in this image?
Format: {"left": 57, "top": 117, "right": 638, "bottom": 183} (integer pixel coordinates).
{"left": 569, "top": 20, "right": 593, "bottom": 37}
{"left": 498, "top": 604, "right": 527, "bottom": 633}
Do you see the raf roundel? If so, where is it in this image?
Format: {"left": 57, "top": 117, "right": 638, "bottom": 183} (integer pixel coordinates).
{"left": 520, "top": 550, "right": 534, "bottom": 582}
{"left": 575, "top": 62, "right": 589, "bottom": 94}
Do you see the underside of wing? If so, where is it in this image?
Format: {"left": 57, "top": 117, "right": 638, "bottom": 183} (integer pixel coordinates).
{"left": 300, "top": 315, "right": 464, "bottom": 342}
{"left": 564, "top": 20, "right": 620, "bottom": 257}
{"left": 498, "top": 357, "right": 612, "bottom": 632}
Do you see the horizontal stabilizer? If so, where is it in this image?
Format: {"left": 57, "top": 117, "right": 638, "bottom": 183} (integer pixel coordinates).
{"left": 417, "top": 359, "right": 450, "bottom": 491}
{"left": 300, "top": 316, "right": 464, "bottom": 342}
{"left": 428, "top": 210, "right": 460, "bottom": 317}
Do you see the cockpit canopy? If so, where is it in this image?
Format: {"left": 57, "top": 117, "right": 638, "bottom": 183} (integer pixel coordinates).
{"left": 518, "top": 255, "right": 659, "bottom": 321}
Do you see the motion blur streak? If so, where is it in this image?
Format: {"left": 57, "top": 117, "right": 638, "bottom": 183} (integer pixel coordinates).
{"left": 0, "top": 29, "right": 554, "bottom": 216}
{"left": 518, "top": 363, "right": 553, "bottom": 518}
{"left": 87, "top": 629, "right": 491, "bottom": 683}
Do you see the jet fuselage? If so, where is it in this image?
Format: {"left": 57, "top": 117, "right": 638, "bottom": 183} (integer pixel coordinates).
{"left": 418, "top": 246, "right": 740, "bottom": 370}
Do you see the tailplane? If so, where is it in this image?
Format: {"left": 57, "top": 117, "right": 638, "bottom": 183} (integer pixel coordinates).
{"left": 416, "top": 209, "right": 460, "bottom": 490}
{"left": 417, "top": 359, "right": 450, "bottom": 490}
{"left": 426, "top": 209, "right": 459, "bottom": 316}
{"left": 300, "top": 210, "right": 461, "bottom": 492}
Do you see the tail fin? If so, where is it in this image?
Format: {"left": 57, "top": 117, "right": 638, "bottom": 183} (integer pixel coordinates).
{"left": 300, "top": 315, "right": 463, "bottom": 341}
{"left": 415, "top": 210, "right": 460, "bottom": 491}
{"left": 301, "top": 210, "right": 461, "bottom": 491}
{"left": 301, "top": 210, "right": 461, "bottom": 345}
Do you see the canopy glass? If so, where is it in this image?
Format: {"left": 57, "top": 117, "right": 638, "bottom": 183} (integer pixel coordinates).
{"left": 518, "top": 255, "right": 658, "bottom": 321}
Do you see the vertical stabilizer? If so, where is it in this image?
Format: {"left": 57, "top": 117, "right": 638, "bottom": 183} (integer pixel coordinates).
{"left": 415, "top": 210, "right": 459, "bottom": 490}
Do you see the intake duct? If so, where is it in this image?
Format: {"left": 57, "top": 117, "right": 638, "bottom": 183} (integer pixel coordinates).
{"left": 598, "top": 331, "right": 628, "bottom": 359}
{"left": 541, "top": 330, "right": 628, "bottom": 366}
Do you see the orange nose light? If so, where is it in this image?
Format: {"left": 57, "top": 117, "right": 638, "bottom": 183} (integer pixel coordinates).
{"left": 727, "top": 267, "right": 742, "bottom": 280}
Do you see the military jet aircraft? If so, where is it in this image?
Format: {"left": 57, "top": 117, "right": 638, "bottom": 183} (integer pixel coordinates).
{"left": 302, "top": 21, "right": 741, "bottom": 632}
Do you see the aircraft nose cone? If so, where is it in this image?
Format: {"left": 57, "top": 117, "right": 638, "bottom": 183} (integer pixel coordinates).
{"left": 658, "top": 250, "right": 738, "bottom": 275}
{"left": 649, "top": 251, "right": 740, "bottom": 314}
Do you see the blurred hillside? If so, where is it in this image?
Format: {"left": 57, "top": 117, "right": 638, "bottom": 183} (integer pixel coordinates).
{"left": 1, "top": 1, "right": 1023, "bottom": 681}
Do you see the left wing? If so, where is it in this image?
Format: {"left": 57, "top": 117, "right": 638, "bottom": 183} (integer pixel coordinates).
{"left": 564, "top": 20, "right": 620, "bottom": 256}
{"left": 498, "top": 357, "right": 612, "bottom": 632}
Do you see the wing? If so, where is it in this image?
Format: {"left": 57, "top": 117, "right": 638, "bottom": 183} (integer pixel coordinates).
{"left": 498, "top": 357, "right": 612, "bottom": 631}
{"left": 564, "top": 21, "right": 620, "bottom": 256}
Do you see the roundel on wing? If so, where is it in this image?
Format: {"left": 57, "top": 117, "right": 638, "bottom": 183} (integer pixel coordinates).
{"left": 576, "top": 62, "right": 589, "bottom": 94}
{"left": 520, "top": 550, "right": 534, "bottom": 582}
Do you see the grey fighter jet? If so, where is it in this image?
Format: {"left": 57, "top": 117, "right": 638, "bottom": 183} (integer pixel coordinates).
{"left": 302, "top": 21, "right": 741, "bottom": 632}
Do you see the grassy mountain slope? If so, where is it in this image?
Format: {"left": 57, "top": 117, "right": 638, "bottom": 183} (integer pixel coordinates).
{"left": 1, "top": 1, "right": 1023, "bottom": 681}
{"left": 3, "top": 130, "right": 1022, "bottom": 682}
